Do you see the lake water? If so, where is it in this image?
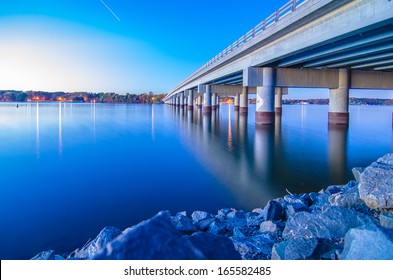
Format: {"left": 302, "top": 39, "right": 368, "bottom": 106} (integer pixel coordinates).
{"left": 0, "top": 102, "right": 392, "bottom": 259}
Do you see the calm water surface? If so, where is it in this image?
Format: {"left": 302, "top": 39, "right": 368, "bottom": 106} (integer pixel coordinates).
{"left": 0, "top": 102, "right": 392, "bottom": 259}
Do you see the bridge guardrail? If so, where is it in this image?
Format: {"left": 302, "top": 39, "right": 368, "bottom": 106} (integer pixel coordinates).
{"left": 168, "top": 0, "right": 310, "bottom": 97}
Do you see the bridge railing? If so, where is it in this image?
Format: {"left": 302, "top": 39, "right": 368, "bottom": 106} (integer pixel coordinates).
{"left": 170, "top": 0, "right": 309, "bottom": 96}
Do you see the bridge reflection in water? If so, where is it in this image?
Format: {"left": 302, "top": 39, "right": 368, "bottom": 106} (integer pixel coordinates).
{"left": 167, "top": 104, "right": 388, "bottom": 210}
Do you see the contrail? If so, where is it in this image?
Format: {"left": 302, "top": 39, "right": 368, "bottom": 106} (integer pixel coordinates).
{"left": 99, "top": 0, "right": 120, "bottom": 22}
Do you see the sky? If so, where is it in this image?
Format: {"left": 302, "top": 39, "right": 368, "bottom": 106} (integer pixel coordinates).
{"left": 0, "top": 0, "right": 392, "bottom": 98}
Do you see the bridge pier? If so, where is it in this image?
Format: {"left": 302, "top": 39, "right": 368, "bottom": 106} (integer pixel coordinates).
{"left": 187, "top": 90, "right": 194, "bottom": 110}
{"left": 212, "top": 93, "right": 217, "bottom": 110}
{"left": 197, "top": 95, "right": 202, "bottom": 108}
{"left": 203, "top": 85, "right": 212, "bottom": 114}
{"left": 240, "top": 87, "right": 248, "bottom": 114}
{"left": 256, "top": 67, "right": 276, "bottom": 125}
{"left": 328, "top": 69, "right": 350, "bottom": 125}
{"left": 179, "top": 92, "right": 184, "bottom": 108}
{"left": 234, "top": 94, "right": 240, "bottom": 110}
{"left": 217, "top": 95, "right": 220, "bottom": 109}
{"left": 275, "top": 87, "right": 283, "bottom": 115}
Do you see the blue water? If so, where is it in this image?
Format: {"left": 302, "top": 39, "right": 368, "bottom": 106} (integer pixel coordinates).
{"left": 0, "top": 102, "right": 392, "bottom": 259}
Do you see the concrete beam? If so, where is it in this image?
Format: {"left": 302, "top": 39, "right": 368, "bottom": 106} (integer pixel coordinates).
{"left": 211, "top": 85, "right": 243, "bottom": 95}
{"left": 243, "top": 67, "right": 264, "bottom": 87}
{"left": 276, "top": 68, "right": 339, "bottom": 88}
{"left": 352, "top": 70, "right": 393, "bottom": 90}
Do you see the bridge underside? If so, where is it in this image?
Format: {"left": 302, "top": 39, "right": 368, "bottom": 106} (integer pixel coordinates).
{"left": 165, "top": 0, "right": 393, "bottom": 126}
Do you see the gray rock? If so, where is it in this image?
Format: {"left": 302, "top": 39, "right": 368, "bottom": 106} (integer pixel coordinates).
{"left": 171, "top": 215, "right": 197, "bottom": 234}
{"left": 232, "top": 235, "right": 274, "bottom": 260}
{"left": 309, "top": 193, "right": 330, "bottom": 211}
{"left": 329, "top": 181, "right": 368, "bottom": 211}
{"left": 358, "top": 153, "right": 393, "bottom": 210}
{"left": 93, "top": 211, "right": 205, "bottom": 260}
{"left": 340, "top": 225, "right": 393, "bottom": 260}
{"left": 271, "top": 241, "right": 287, "bottom": 260}
{"left": 225, "top": 215, "right": 247, "bottom": 233}
{"left": 233, "top": 227, "right": 246, "bottom": 238}
{"left": 325, "top": 185, "right": 344, "bottom": 195}
{"left": 191, "top": 211, "right": 213, "bottom": 224}
{"left": 284, "top": 238, "right": 319, "bottom": 260}
{"left": 217, "top": 208, "right": 232, "bottom": 218}
{"left": 208, "top": 220, "right": 228, "bottom": 235}
{"left": 72, "top": 226, "right": 122, "bottom": 259}
{"left": 259, "top": 221, "right": 277, "bottom": 233}
{"left": 352, "top": 167, "right": 364, "bottom": 182}
{"left": 284, "top": 194, "right": 308, "bottom": 205}
{"left": 263, "top": 200, "right": 285, "bottom": 221}
{"left": 197, "top": 218, "right": 216, "bottom": 231}
{"left": 283, "top": 206, "right": 374, "bottom": 240}
{"left": 252, "top": 208, "right": 264, "bottom": 214}
{"left": 188, "top": 232, "right": 241, "bottom": 260}
{"left": 227, "top": 210, "right": 246, "bottom": 219}
{"left": 380, "top": 212, "right": 393, "bottom": 229}
{"left": 246, "top": 212, "right": 263, "bottom": 227}
{"left": 284, "top": 203, "right": 308, "bottom": 219}
{"left": 31, "top": 250, "right": 64, "bottom": 260}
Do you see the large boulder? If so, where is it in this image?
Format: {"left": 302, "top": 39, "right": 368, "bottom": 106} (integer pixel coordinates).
{"left": 231, "top": 235, "right": 274, "bottom": 260}
{"left": 340, "top": 225, "right": 393, "bottom": 260}
{"left": 188, "top": 232, "right": 241, "bottom": 260}
{"left": 171, "top": 214, "right": 197, "bottom": 234}
{"left": 271, "top": 238, "right": 319, "bottom": 260}
{"left": 72, "top": 226, "right": 122, "bottom": 259}
{"left": 263, "top": 200, "right": 285, "bottom": 221}
{"left": 93, "top": 211, "right": 205, "bottom": 260}
{"left": 283, "top": 206, "right": 374, "bottom": 240}
{"left": 191, "top": 211, "right": 213, "bottom": 224}
{"left": 358, "top": 153, "right": 393, "bottom": 211}
{"left": 329, "top": 181, "right": 369, "bottom": 212}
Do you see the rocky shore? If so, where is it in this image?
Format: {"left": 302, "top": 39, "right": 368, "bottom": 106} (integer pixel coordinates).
{"left": 33, "top": 154, "right": 393, "bottom": 260}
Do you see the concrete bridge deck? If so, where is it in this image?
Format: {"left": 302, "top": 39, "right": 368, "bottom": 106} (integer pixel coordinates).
{"left": 164, "top": 0, "right": 393, "bottom": 125}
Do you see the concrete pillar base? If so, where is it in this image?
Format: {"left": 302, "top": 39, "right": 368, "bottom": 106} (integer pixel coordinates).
{"left": 196, "top": 105, "right": 202, "bottom": 108}
{"left": 234, "top": 105, "right": 239, "bottom": 111}
{"left": 212, "top": 105, "right": 218, "bottom": 110}
{"left": 256, "top": 112, "right": 275, "bottom": 125}
{"left": 188, "top": 105, "right": 194, "bottom": 110}
{"left": 240, "top": 107, "right": 248, "bottom": 114}
{"left": 203, "top": 106, "right": 212, "bottom": 114}
{"left": 180, "top": 105, "right": 184, "bottom": 108}
{"left": 275, "top": 107, "right": 282, "bottom": 113}
{"left": 328, "top": 112, "right": 349, "bottom": 125}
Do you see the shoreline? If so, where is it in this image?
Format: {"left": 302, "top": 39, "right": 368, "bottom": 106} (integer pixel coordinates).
{"left": 32, "top": 153, "right": 393, "bottom": 260}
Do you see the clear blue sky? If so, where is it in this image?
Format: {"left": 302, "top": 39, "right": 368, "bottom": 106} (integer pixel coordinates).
{"left": 0, "top": 0, "right": 392, "bottom": 98}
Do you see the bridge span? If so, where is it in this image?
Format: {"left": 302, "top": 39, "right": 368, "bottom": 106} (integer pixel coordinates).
{"left": 164, "top": 0, "right": 393, "bottom": 125}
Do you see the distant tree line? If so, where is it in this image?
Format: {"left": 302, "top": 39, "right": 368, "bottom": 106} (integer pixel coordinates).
{"left": 0, "top": 90, "right": 166, "bottom": 104}
{"left": 283, "top": 98, "right": 393, "bottom": 106}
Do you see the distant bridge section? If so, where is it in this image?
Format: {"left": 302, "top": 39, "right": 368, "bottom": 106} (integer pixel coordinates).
{"left": 165, "top": 0, "right": 393, "bottom": 125}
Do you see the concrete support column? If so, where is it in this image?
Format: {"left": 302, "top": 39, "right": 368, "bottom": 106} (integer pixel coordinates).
{"left": 184, "top": 93, "right": 188, "bottom": 108}
{"left": 217, "top": 96, "right": 220, "bottom": 108}
{"left": 203, "top": 85, "right": 212, "bottom": 114}
{"left": 329, "top": 69, "right": 350, "bottom": 125}
{"left": 179, "top": 92, "right": 184, "bottom": 108}
{"left": 174, "top": 96, "right": 178, "bottom": 107}
{"left": 275, "top": 87, "right": 282, "bottom": 115}
{"left": 234, "top": 94, "right": 240, "bottom": 110}
{"left": 197, "top": 96, "right": 202, "bottom": 108}
{"left": 212, "top": 93, "right": 217, "bottom": 110}
{"left": 256, "top": 67, "right": 276, "bottom": 125}
{"left": 187, "top": 90, "right": 194, "bottom": 110}
{"left": 240, "top": 87, "right": 248, "bottom": 114}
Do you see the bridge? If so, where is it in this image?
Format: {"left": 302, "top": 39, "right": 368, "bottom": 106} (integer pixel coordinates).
{"left": 164, "top": 0, "right": 393, "bottom": 125}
